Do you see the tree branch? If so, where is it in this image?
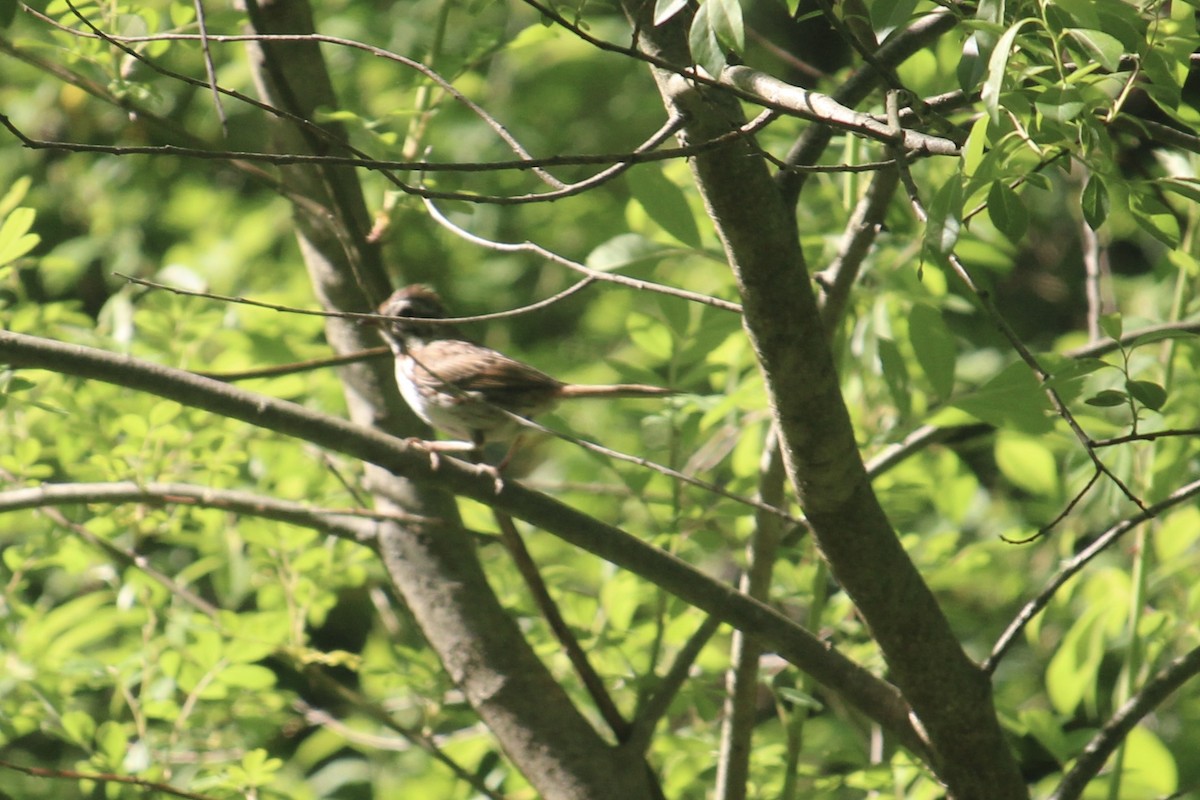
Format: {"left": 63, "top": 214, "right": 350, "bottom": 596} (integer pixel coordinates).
{"left": 1050, "top": 645, "right": 1200, "bottom": 800}
{"left": 985, "top": 477, "right": 1200, "bottom": 673}
{"left": 621, "top": 2, "right": 1022, "bottom": 795}
{"left": 0, "top": 329, "right": 924, "bottom": 756}
{"left": 0, "top": 480, "right": 417, "bottom": 535}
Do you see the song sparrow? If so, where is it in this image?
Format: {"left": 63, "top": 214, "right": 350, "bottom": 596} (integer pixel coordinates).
{"left": 374, "top": 285, "right": 673, "bottom": 453}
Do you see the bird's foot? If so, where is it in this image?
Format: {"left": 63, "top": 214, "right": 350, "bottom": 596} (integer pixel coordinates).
{"left": 476, "top": 462, "right": 505, "bottom": 494}
{"left": 404, "top": 437, "right": 477, "bottom": 471}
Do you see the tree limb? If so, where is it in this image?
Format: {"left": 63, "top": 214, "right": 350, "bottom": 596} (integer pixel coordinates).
{"left": 621, "top": 3, "right": 1023, "bottom": 795}
{"left": 0, "top": 329, "right": 925, "bottom": 757}
{"left": 1050, "top": 645, "right": 1200, "bottom": 800}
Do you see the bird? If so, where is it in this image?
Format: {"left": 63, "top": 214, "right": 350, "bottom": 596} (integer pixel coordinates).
{"left": 373, "top": 285, "right": 674, "bottom": 458}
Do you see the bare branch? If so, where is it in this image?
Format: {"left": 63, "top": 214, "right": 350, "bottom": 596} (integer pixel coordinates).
{"left": 1064, "top": 320, "right": 1200, "bottom": 359}
{"left": 1050, "top": 645, "right": 1200, "bottom": 800}
{"left": 0, "top": 480, "right": 420, "bottom": 536}
{"left": 628, "top": 613, "right": 723, "bottom": 754}
{"left": 422, "top": 199, "right": 743, "bottom": 314}
{"left": 985, "top": 477, "right": 1200, "bottom": 673}
{"left": 715, "top": 435, "right": 788, "bottom": 800}
{"left": 722, "top": 67, "right": 959, "bottom": 156}
{"left": 191, "top": 0, "right": 227, "bottom": 132}
{"left": 0, "top": 330, "right": 921, "bottom": 750}
{"left": 494, "top": 510, "right": 630, "bottom": 740}
{"left": 117, "top": 271, "right": 603, "bottom": 325}
{"left": 0, "top": 760, "right": 215, "bottom": 800}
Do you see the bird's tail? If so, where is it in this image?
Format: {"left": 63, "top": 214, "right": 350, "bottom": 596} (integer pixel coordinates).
{"left": 557, "top": 384, "right": 676, "bottom": 399}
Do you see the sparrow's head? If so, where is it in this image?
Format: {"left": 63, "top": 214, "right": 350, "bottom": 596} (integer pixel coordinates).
{"left": 375, "top": 285, "right": 454, "bottom": 348}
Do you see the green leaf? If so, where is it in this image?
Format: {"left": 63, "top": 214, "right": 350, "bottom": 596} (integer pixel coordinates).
{"left": 961, "top": 116, "right": 990, "bottom": 177}
{"left": 219, "top": 664, "right": 277, "bottom": 690}
{"left": 61, "top": 710, "right": 97, "bottom": 747}
{"left": 1159, "top": 177, "right": 1200, "bottom": 205}
{"left": 1053, "top": 0, "right": 1101, "bottom": 28}
{"left": 1130, "top": 191, "right": 1181, "bottom": 247}
{"left": 96, "top": 720, "right": 129, "bottom": 767}
{"left": 0, "top": 0, "right": 15, "bottom": 30}
{"left": 1084, "top": 389, "right": 1128, "bottom": 407}
{"left": 3, "top": 375, "right": 36, "bottom": 393}
{"left": 1046, "top": 606, "right": 1107, "bottom": 714}
{"left": 653, "top": 0, "right": 688, "bottom": 25}
{"left": 688, "top": 3, "right": 726, "bottom": 76}
{"left": 1081, "top": 174, "right": 1110, "bottom": 229}
{"left": 987, "top": 181, "right": 1028, "bottom": 242}
{"left": 586, "top": 234, "right": 667, "bottom": 272}
{"left": 870, "top": 0, "right": 918, "bottom": 32}
{"left": 1035, "top": 86, "right": 1086, "bottom": 123}
{"left": 924, "top": 178, "right": 963, "bottom": 255}
{"left": 982, "top": 20, "right": 1034, "bottom": 123}
{"left": 995, "top": 431, "right": 1058, "bottom": 496}
{"left": 908, "top": 303, "right": 956, "bottom": 399}
{"left": 1119, "top": 727, "right": 1178, "bottom": 796}
{"left": 600, "top": 570, "right": 641, "bottom": 631}
{"left": 626, "top": 166, "right": 702, "bottom": 248}
{"left": 774, "top": 686, "right": 823, "bottom": 711}
{"left": 878, "top": 338, "right": 911, "bottom": 418}
{"left": 976, "top": 0, "right": 1004, "bottom": 25}
{"left": 1098, "top": 312, "right": 1122, "bottom": 340}
{"left": 0, "top": 175, "right": 31, "bottom": 217}
{"left": 708, "top": 0, "right": 745, "bottom": 53}
{"left": 1126, "top": 379, "right": 1167, "bottom": 411}
{"left": 0, "top": 207, "right": 40, "bottom": 266}
{"left": 627, "top": 312, "right": 673, "bottom": 361}
{"left": 951, "top": 362, "right": 1054, "bottom": 434}
{"left": 1064, "top": 28, "right": 1126, "bottom": 72}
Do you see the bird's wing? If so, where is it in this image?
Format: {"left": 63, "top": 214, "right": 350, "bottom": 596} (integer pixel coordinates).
{"left": 416, "top": 341, "right": 562, "bottom": 401}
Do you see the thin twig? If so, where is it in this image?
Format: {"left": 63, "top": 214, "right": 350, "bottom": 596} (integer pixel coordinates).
{"left": 0, "top": 760, "right": 215, "bottom": 800}
{"left": 191, "top": 0, "right": 227, "bottom": 133}
{"left": 1001, "top": 470, "right": 1101, "bottom": 545}
{"left": 1064, "top": 320, "right": 1200, "bottom": 359}
{"left": 895, "top": 146, "right": 1148, "bottom": 516}
{"left": 116, "top": 271, "right": 600, "bottom": 325}
{"left": 504, "top": 412, "right": 803, "bottom": 525}
{"left": 195, "top": 347, "right": 391, "bottom": 382}
{"left": 627, "top": 613, "right": 723, "bottom": 754}
{"left": 985, "top": 477, "right": 1200, "bottom": 674}
{"left": 493, "top": 510, "right": 630, "bottom": 740}
{"left": 293, "top": 695, "right": 507, "bottom": 800}
{"left": 422, "top": 200, "right": 743, "bottom": 314}
{"left": 1091, "top": 427, "right": 1200, "bottom": 447}
{"left": 0, "top": 480, "right": 433, "bottom": 535}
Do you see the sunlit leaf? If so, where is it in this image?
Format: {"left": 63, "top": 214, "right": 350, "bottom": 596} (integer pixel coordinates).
{"left": 654, "top": 0, "right": 688, "bottom": 25}
{"left": 1064, "top": 28, "right": 1126, "bottom": 71}
{"left": 626, "top": 166, "right": 703, "bottom": 248}
{"left": 1081, "top": 174, "right": 1110, "bottom": 229}
{"left": 909, "top": 303, "right": 956, "bottom": 399}
{"left": 987, "top": 181, "right": 1028, "bottom": 242}
{"left": 995, "top": 431, "right": 1058, "bottom": 496}
{"left": 688, "top": 3, "right": 726, "bottom": 76}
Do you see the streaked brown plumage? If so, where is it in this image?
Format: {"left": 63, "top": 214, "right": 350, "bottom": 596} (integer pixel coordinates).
{"left": 375, "top": 285, "right": 673, "bottom": 448}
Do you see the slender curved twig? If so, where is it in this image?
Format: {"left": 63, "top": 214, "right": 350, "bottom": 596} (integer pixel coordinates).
{"left": 985, "top": 477, "right": 1200, "bottom": 673}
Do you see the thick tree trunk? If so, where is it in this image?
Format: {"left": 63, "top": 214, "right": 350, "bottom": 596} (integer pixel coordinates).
{"left": 622, "top": 4, "right": 1028, "bottom": 797}
{"left": 238, "top": 1, "right": 654, "bottom": 796}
